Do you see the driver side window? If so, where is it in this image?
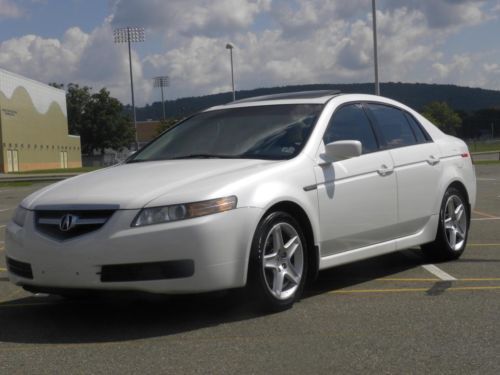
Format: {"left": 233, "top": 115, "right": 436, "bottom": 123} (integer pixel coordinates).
{"left": 324, "top": 104, "right": 379, "bottom": 154}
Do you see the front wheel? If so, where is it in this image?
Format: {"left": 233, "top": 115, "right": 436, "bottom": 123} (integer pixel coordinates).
{"left": 422, "top": 186, "right": 470, "bottom": 261}
{"left": 248, "top": 211, "right": 308, "bottom": 312}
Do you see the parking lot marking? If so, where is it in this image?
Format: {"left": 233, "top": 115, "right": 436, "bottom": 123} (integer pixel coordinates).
{"left": 472, "top": 217, "right": 500, "bottom": 221}
{"left": 0, "top": 268, "right": 6, "bottom": 272}
{"left": 0, "top": 207, "right": 14, "bottom": 212}
{"left": 422, "top": 264, "right": 457, "bottom": 281}
{"left": 378, "top": 277, "right": 500, "bottom": 282}
{"left": 468, "top": 243, "right": 500, "bottom": 247}
{"left": 473, "top": 209, "right": 498, "bottom": 218}
{"left": 377, "top": 278, "right": 439, "bottom": 282}
{"left": 330, "top": 286, "right": 500, "bottom": 295}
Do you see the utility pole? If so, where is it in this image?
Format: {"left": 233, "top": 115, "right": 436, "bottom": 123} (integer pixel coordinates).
{"left": 372, "top": 0, "right": 380, "bottom": 95}
{"left": 153, "top": 76, "right": 169, "bottom": 122}
{"left": 226, "top": 43, "right": 235, "bottom": 101}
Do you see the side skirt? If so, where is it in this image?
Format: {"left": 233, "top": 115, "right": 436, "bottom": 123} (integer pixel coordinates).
{"left": 318, "top": 214, "right": 439, "bottom": 270}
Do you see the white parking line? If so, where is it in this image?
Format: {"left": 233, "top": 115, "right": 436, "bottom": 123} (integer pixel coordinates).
{"left": 422, "top": 264, "right": 457, "bottom": 281}
{"left": 0, "top": 208, "right": 14, "bottom": 212}
{"left": 472, "top": 217, "right": 500, "bottom": 221}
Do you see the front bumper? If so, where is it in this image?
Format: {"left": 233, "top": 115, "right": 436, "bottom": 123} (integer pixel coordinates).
{"left": 5, "top": 207, "right": 262, "bottom": 294}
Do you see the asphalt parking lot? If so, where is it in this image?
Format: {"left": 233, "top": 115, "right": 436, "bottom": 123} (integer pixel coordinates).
{"left": 0, "top": 165, "right": 499, "bottom": 374}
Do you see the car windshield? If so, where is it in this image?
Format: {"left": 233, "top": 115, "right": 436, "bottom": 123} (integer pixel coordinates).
{"left": 128, "top": 104, "right": 323, "bottom": 162}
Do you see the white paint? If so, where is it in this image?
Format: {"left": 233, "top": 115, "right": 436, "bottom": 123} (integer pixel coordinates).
{"left": 422, "top": 264, "right": 457, "bottom": 281}
{"left": 472, "top": 217, "right": 500, "bottom": 221}
{"left": 0, "top": 208, "right": 14, "bottom": 212}
{"left": 0, "top": 68, "right": 67, "bottom": 116}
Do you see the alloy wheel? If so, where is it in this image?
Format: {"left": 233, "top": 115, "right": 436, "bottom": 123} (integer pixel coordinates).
{"left": 443, "top": 195, "right": 467, "bottom": 251}
{"left": 262, "top": 222, "right": 304, "bottom": 300}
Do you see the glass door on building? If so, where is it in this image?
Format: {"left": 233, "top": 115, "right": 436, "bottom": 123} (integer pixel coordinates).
{"left": 60, "top": 151, "right": 68, "bottom": 168}
{"left": 6, "top": 150, "right": 19, "bottom": 172}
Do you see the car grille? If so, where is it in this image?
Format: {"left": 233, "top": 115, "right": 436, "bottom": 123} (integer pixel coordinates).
{"left": 35, "top": 209, "right": 116, "bottom": 240}
{"left": 6, "top": 257, "right": 33, "bottom": 279}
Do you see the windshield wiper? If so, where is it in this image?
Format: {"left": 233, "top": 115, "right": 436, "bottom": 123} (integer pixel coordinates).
{"left": 126, "top": 159, "right": 149, "bottom": 164}
{"left": 168, "top": 154, "right": 239, "bottom": 160}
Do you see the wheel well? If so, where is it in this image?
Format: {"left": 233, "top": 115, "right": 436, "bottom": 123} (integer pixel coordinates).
{"left": 264, "top": 201, "right": 319, "bottom": 282}
{"left": 448, "top": 181, "right": 471, "bottom": 221}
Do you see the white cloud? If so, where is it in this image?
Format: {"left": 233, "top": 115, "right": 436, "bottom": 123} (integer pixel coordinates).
{"left": 0, "top": 19, "right": 152, "bottom": 105}
{"left": 0, "top": 0, "right": 498, "bottom": 106}
{"left": 383, "top": 0, "right": 489, "bottom": 29}
{"left": 142, "top": 3, "right": 469, "bottom": 98}
{"left": 110, "top": 0, "right": 271, "bottom": 38}
{"left": 430, "top": 51, "right": 500, "bottom": 90}
{"left": 0, "top": 0, "right": 23, "bottom": 18}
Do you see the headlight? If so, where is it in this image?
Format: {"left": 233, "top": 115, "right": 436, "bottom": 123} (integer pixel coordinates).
{"left": 12, "top": 206, "right": 28, "bottom": 227}
{"left": 132, "top": 196, "right": 237, "bottom": 227}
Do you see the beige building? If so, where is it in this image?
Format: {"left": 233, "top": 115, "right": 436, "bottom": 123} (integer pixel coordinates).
{"left": 137, "top": 120, "right": 162, "bottom": 148}
{"left": 0, "top": 69, "right": 81, "bottom": 173}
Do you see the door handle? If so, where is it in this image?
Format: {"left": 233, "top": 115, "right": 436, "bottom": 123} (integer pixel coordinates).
{"left": 377, "top": 164, "right": 394, "bottom": 176}
{"left": 427, "top": 155, "right": 440, "bottom": 166}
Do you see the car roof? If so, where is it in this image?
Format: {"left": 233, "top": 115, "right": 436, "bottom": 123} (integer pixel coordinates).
{"left": 204, "top": 91, "right": 413, "bottom": 113}
{"left": 232, "top": 90, "right": 341, "bottom": 103}
{"left": 205, "top": 90, "right": 344, "bottom": 110}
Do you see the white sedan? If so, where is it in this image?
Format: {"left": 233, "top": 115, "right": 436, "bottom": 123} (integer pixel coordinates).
{"left": 6, "top": 91, "right": 476, "bottom": 310}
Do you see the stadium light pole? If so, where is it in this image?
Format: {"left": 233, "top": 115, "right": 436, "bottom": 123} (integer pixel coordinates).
{"left": 226, "top": 43, "right": 235, "bottom": 101}
{"left": 113, "top": 26, "right": 145, "bottom": 150}
{"left": 153, "top": 76, "right": 169, "bottom": 122}
{"left": 372, "top": 0, "right": 380, "bottom": 95}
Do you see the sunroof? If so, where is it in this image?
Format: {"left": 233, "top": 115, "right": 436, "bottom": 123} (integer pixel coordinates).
{"left": 232, "top": 90, "right": 341, "bottom": 103}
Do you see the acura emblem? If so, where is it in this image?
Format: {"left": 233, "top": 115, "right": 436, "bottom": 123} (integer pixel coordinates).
{"left": 59, "top": 214, "right": 78, "bottom": 232}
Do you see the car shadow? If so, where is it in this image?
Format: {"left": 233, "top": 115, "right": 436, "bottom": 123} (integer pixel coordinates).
{"left": 305, "top": 248, "right": 424, "bottom": 296}
{"left": 0, "top": 249, "right": 426, "bottom": 345}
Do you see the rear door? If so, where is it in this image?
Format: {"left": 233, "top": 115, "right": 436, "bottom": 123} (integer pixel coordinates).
{"left": 365, "top": 103, "right": 441, "bottom": 236}
{"left": 314, "top": 103, "right": 398, "bottom": 256}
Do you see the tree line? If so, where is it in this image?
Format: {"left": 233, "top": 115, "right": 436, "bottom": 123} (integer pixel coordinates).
{"left": 51, "top": 83, "right": 135, "bottom": 154}
{"left": 421, "top": 101, "right": 500, "bottom": 139}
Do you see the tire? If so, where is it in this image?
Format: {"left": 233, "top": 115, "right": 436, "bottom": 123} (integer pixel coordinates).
{"left": 422, "top": 186, "right": 470, "bottom": 261}
{"left": 247, "top": 211, "right": 308, "bottom": 312}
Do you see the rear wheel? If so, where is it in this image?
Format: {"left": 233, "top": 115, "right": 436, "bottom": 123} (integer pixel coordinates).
{"left": 422, "top": 186, "right": 469, "bottom": 261}
{"left": 248, "top": 211, "right": 308, "bottom": 312}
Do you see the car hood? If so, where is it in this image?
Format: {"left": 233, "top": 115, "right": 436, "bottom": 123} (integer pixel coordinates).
{"left": 22, "top": 159, "right": 276, "bottom": 210}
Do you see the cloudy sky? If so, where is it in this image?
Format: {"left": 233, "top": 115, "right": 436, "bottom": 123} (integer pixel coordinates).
{"left": 0, "top": 0, "right": 499, "bottom": 105}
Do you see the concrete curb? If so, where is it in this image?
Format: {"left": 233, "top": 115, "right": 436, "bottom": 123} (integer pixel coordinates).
{"left": 0, "top": 173, "right": 80, "bottom": 183}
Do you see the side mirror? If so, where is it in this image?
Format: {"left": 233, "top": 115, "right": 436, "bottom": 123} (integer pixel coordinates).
{"left": 322, "top": 140, "right": 362, "bottom": 164}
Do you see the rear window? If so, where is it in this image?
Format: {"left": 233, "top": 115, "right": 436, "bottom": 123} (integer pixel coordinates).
{"left": 404, "top": 112, "right": 431, "bottom": 143}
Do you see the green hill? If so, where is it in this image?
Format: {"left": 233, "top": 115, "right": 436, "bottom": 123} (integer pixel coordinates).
{"left": 134, "top": 82, "right": 500, "bottom": 121}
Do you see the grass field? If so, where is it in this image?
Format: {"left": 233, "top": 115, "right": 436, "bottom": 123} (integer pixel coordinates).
{"left": 467, "top": 140, "right": 500, "bottom": 152}
{"left": 473, "top": 160, "right": 500, "bottom": 165}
